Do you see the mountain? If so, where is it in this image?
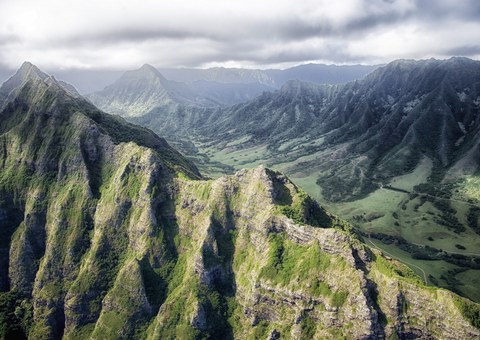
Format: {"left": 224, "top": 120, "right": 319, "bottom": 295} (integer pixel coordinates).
{"left": 159, "top": 67, "right": 277, "bottom": 86}
{"left": 159, "top": 64, "right": 379, "bottom": 87}
{"left": 87, "top": 65, "right": 274, "bottom": 116}
{"left": 86, "top": 63, "right": 379, "bottom": 122}
{"left": 1, "top": 63, "right": 479, "bottom": 339}
{"left": 265, "top": 63, "right": 381, "bottom": 87}
{"left": 86, "top": 64, "right": 209, "bottom": 117}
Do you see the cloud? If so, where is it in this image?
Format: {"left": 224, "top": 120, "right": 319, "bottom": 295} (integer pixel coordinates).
{"left": 0, "top": 0, "right": 479, "bottom": 72}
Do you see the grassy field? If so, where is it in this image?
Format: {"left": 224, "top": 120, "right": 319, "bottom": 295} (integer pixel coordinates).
{"left": 366, "top": 237, "right": 480, "bottom": 302}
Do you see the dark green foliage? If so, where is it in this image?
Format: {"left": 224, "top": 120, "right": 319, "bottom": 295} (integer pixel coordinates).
{"left": 310, "top": 279, "right": 332, "bottom": 296}
{"left": 261, "top": 233, "right": 285, "bottom": 279}
{"left": 455, "top": 244, "right": 466, "bottom": 250}
{"left": 197, "top": 285, "right": 234, "bottom": 340}
{"left": 440, "top": 268, "right": 467, "bottom": 294}
{"left": 428, "top": 274, "right": 439, "bottom": 286}
{"left": 278, "top": 190, "right": 332, "bottom": 228}
{"left": 331, "top": 291, "right": 348, "bottom": 307}
{"left": 300, "top": 315, "right": 316, "bottom": 340}
{"left": 317, "top": 175, "right": 379, "bottom": 202}
{"left": 383, "top": 185, "right": 410, "bottom": 194}
{"left": 0, "top": 291, "right": 32, "bottom": 339}
{"left": 467, "top": 207, "right": 480, "bottom": 235}
{"left": 139, "top": 258, "right": 168, "bottom": 315}
{"left": 0, "top": 194, "right": 24, "bottom": 291}
{"left": 430, "top": 199, "right": 465, "bottom": 233}
{"left": 454, "top": 296, "right": 480, "bottom": 329}
{"left": 252, "top": 320, "right": 269, "bottom": 339}
{"left": 367, "top": 232, "right": 480, "bottom": 269}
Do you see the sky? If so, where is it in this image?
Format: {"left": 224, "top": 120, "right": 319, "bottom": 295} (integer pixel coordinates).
{"left": 0, "top": 0, "right": 479, "bottom": 82}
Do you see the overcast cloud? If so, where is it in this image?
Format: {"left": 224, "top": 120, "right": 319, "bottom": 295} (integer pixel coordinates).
{"left": 0, "top": 0, "right": 479, "bottom": 74}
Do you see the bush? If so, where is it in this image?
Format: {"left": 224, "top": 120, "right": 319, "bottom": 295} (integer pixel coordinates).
{"left": 454, "top": 296, "right": 480, "bottom": 329}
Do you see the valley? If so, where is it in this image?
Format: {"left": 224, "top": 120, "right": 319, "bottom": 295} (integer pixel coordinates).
{"left": 87, "top": 57, "right": 480, "bottom": 304}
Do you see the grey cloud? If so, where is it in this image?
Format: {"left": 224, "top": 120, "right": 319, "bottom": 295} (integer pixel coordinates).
{"left": 0, "top": 33, "right": 20, "bottom": 45}
{"left": 0, "top": 0, "right": 479, "bottom": 71}
{"left": 415, "top": 0, "right": 480, "bottom": 21}
{"left": 35, "top": 1, "right": 418, "bottom": 49}
{"left": 446, "top": 45, "right": 480, "bottom": 56}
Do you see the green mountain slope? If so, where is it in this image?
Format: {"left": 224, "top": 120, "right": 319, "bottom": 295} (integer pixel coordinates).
{"left": 0, "top": 63, "right": 479, "bottom": 339}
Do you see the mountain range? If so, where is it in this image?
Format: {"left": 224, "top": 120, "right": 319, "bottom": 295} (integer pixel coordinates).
{"left": 1, "top": 62, "right": 479, "bottom": 339}
{"left": 87, "top": 63, "right": 378, "bottom": 115}
{"left": 95, "top": 57, "right": 480, "bottom": 202}
{"left": 86, "top": 57, "right": 480, "bottom": 304}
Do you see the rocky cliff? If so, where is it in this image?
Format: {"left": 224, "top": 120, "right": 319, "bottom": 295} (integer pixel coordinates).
{"left": 0, "top": 63, "right": 479, "bottom": 339}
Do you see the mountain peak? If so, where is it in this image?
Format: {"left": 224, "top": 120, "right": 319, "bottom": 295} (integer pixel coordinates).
{"left": 135, "top": 63, "right": 165, "bottom": 79}
{"left": 0, "top": 61, "right": 51, "bottom": 102}
{"left": 15, "top": 61, "right": 49, "bottom": 82}
{"left": 279, "top": 79, "right": 324, "bottom": 96}
{"left": 115, "top": 63, "right": 168, "bottom": 84}
{"left": 0, "top": 62, "right": 84, "bottom": 106}
{"left": 139, "top": 63, "right": 158, "bottom": 72}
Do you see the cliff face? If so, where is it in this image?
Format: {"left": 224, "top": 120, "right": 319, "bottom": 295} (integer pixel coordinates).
{"left": 0, "top": 63, "right": 479, "bottom": 340}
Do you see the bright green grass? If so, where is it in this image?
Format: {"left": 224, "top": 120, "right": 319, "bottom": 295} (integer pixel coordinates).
{"left": 278, "top": 136, "right": 309, "bottom": 151}
{"left": 456, "top": 269, "right": 480, "bottom": 302}
{"left": 388, "top": 157, "right": 432, "bottom": 190}
{"left": 201, "top": 143, "right": 270, "bottom": 168}
{"left": 225, "top": 135, "right": 252, "bottom": 147}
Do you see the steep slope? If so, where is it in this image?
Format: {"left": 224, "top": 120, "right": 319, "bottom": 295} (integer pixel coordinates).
{"left": 200, "top": 80, "right": 339, "bottom": 144}
{"left": 1, "top": 63, "right": 479, "bottom": 340}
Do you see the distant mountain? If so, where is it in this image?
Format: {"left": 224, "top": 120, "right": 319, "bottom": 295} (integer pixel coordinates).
{"left": 265, "top": 63, "right": 381, "bottom": 86}
{"left": 4, "top": 62, "right": 479, "bottom": 339}
{"left": 159, "top": 67, "right": 277, "bottom": 86}
{"left": 159, "top": 63, "right": 379, "bottom": 87}
{"left": 86, "top": 64, "right": 209, "bottom": 117}
{"left": 87, "top": 64, "right": 275, "bottom": 116}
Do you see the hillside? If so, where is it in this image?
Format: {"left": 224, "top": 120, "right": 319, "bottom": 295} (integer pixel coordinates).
{"left": 0, "top": 63, "right": 479, "bottom": 339}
